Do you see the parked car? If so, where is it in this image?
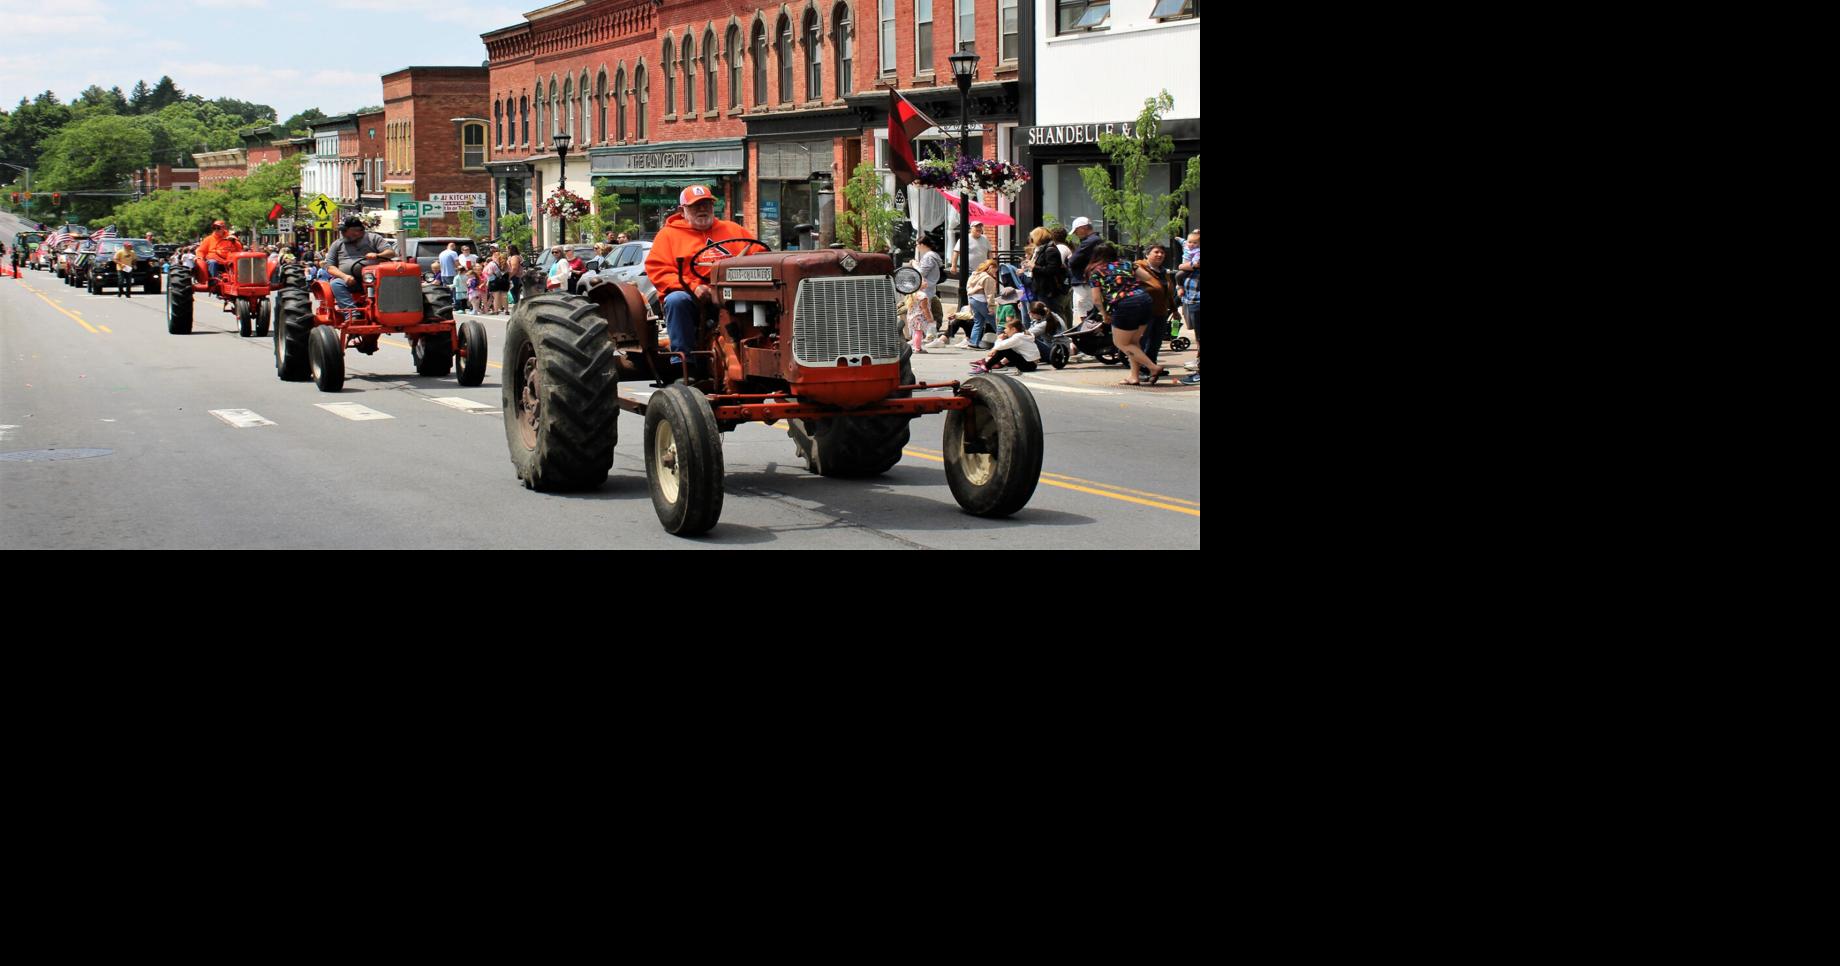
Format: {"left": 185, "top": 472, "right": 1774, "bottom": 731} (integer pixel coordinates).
{"left": 396, "top": 237, "right": 474, "bottom": 277}
{"left": 85, "top": 238, "right": 162, "bottom": 295}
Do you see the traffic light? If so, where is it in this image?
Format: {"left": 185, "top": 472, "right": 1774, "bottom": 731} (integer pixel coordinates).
{"left": 51, "top": 192, "right": 61, "bottom": 205}
{"left": 8, "top": 193, "right": 17, "bottom": 203}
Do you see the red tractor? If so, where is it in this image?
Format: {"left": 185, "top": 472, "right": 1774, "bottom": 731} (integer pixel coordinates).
{"left": 502, "top": 243, "right": 1043, "bottom": 536}
{"left": 167, "top": 251, "right": 273, "bottom": 337}
{"left": 272, "top": 257, "right": 486, "bottom": 392}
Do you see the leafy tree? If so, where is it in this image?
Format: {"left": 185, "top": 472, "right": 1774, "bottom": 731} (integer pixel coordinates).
{"left": 497, "top": 213, "right": 532, "bottom": 251}
{"left": 128, "top": 80, "right": 152, "bottom": 114}
{"left": 34, "top": 114, "right": 154, "bottom": 222}
{"left": 210, "top": 98, "right": 277, "bottom": 126}
{"left": 1078, "top": 91, "right": 1200, "bottom": 252}
{"left": 147, "top": 76, "right": 183, "bottom": 112}
{"left": 282, "top": 108, "right": 328, "bottom": 135}
{"left": 836, "top": 160, "right": 903, "bottom": 252}
{"left": 0, "top": 92, "right": 73, "bottom": 169}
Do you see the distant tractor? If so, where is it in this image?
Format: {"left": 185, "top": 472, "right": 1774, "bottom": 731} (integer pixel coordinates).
{"left": 272, "top": 255, "right": 486, "bottom": 392}
{"left": 167, "top": 251, "right": 272, "bottom": 337}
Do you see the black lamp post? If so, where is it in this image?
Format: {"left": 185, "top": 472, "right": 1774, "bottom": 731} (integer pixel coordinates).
{"left": 554, "top": 131, "right": 573, "bottom": 244}
{"left": 949, "top": 45, "right": 980, "bottom": 315}
{"left": 349, "top": 172, "right": 364, "bottom": 253}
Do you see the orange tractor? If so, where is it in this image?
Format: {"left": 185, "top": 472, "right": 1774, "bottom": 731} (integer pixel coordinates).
{"left": 272, "top": 256, "right": 486, "bottom": 392}
{"left": 166, "top": 251, "right": 272, "bottom": 337}
{"left": 502, "top": 242, "right": 1043, "bottom": 536}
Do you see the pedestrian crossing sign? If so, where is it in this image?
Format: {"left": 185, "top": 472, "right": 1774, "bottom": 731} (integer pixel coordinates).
{"left": 310, "top": 196, "right": 338, "bottom": 229}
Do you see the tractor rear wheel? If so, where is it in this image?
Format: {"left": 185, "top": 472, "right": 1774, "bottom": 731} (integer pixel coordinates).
{"left": 414, "top": 333, "right": 454, "bottom": 377}
{"left": 943, "top": 373, "right": 1044, "bottom": 518}
{"left": 789, "top": 345, "right": 916, "bottom": 477}
{"left": 502, "top": 295, "right": 617, "bottom": 491}
{"left": 645, "top": 383, "right": 725, "bottom": 536}
{"left": 309, "top": 324, "right": 345, "bottom": 392}
{"left": 456, "top": 319, "right": 488, "bottom": 387}
{"left": 422, "top": 283, "right": 454, "bottom": 321}
{"left": 166, "top": 272, "right": 193, "bottom": 334}
{"left": 274, "top": 288, "right": 312, "bottom": 381}
{"left": 236, "top": 298, "right": 253, "bottom": 337}
{"left": 144, "top": 274, "right": 160, "bottom": 295}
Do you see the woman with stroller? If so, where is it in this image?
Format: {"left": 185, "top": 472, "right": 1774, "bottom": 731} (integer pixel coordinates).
{"left": 1085, "top": 243, "right": 1168, "bottom": 386}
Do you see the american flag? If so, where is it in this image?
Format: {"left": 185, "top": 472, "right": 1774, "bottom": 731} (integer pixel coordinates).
{"left": 91, "top": 225, "right": 118, "bottom": 243}
{"left": 45, "top": 229, "right": 67, "bottom": 248}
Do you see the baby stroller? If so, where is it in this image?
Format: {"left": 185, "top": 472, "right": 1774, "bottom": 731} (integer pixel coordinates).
{"left": 1066, "top": 309, "right": 1126, "bottom": 366}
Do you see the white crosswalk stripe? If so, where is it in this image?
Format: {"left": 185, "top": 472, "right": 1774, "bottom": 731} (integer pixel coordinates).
{"left": 427, "top": 396, "right": 496, "bottom": 413}
{"left": 210, "top": 409, "right": 276, "bottom": 428}
{"left": 316, "top": 403, "right": 394, "bottom": 421}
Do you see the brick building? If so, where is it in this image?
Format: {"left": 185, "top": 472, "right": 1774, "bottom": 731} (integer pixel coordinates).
{"left": 133, "top": 163, "right": 199, "bottom": 194}
{"left": 481, "top": 0, "right": 1020, "bottom": 253}
{"left": 379, "top": 66, "right": 492, "bottom": 237}
{"left": 193, "top": 148, "right": 247, "bottom": 188}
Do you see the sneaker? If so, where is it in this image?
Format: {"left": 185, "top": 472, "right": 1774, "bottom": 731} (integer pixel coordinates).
{"left": 1185, "top": 359, "right": 1200, "bottom": 371}
{"left": 925, "top": 337, "right": 947, "bottom": 348}
{"left": 953, "top": 339, "right": 973, "bottom": 349}
{"left": 1178, "top": 373, "right": 1200, "bottom": 386}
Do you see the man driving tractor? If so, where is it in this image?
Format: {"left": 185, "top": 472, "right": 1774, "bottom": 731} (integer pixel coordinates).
{"left": 197, "top": 220, "right": 243, "bottom": 281}
{"left": 323, "top": 215, "right": 399, "bottom": 313}
{"left": 644, "top": 184, "right": 759, "bottom": 360}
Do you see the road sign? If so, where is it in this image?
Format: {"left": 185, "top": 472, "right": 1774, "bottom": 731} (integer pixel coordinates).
{"left": 431, "top": 193, "right": 487, "bottom": 213}
{"left": 397, "top": 202, "right": 419, "bottom": 231}
{"left": 309, "top": 195, "right": 338, "bottom": 228}
{"left": 418, "top": 201, "right": 443, "bottom": 220}
{"left": 472, "top": 207, "right": 489, "bottom": 222}
{"left": 277, "top": 217, "right": 295, "bottom": 232}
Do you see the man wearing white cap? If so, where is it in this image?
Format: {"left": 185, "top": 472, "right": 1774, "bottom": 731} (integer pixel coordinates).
{"left": 644, "top": 184, "right": 762, "bottom": 366}
{"left": 1064, "top": 216, "right": 1103, "bottom": 324}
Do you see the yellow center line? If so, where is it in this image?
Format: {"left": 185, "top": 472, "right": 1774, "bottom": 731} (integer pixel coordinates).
{"left": 899, "top": 450, "right": 1200, "bottom": 516}
{"left": 26, "top": 288, "right": 99, "bottom": 334}
{"left": 97, "top": 325, "right": 113, "bottom": 334}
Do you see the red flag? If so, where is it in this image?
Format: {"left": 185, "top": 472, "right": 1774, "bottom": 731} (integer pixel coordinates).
{"left": 267, "top": 202, "right": 285, "bottom": 221}
{"left": 887, "top": 88, "right": 940, "bottom": 193}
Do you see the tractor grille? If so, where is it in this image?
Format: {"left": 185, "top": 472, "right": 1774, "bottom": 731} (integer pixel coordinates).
{"left": 377, "top": 276, "right": 424, "bottom": 315}
{"left": 792, "top": 276, "right": 901, "bottom": 366}
{"left": 235, "top": 257, "right": 266, "bottom": 285}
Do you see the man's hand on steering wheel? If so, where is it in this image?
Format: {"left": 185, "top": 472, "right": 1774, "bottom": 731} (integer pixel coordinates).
{"left": 682, "top": 237, "right": 772, "bottom": 287}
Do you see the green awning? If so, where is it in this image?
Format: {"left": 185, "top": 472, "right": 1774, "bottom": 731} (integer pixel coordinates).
{"left": 592, "top": 175, "right": 733, "bottom": 190}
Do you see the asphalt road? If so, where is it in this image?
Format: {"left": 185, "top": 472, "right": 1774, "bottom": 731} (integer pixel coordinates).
{"left": 1, "top": 243, "right": 1200, "bottom": 549}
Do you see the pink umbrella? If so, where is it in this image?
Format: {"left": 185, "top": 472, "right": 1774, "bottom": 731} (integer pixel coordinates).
{"left": 934, "top": 188, "right": 1016, "bottom": 226}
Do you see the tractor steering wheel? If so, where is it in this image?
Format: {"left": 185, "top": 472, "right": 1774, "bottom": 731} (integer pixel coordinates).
{"left": 680, "top": 237, "right": 772, "bottom": 288}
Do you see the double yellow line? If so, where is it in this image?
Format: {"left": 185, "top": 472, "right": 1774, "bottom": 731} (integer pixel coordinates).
{"left": 18, "top": 281, "right": 108, "bottom": 334}
{"left": 903, "top": 445, "right": 1200, "bottom": 516}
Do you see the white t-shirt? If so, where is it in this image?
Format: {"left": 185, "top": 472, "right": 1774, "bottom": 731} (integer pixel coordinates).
{"left": 992, "top": 331, "right": 1041, "bottom": 362}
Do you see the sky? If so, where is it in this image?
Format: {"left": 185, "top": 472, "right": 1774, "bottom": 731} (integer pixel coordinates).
{"left": 0, "top": 0, "right": 530, "bottom": 122}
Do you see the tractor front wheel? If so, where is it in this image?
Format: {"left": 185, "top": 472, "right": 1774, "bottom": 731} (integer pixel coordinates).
{"left": 943, "top": 374, "right": 1044, "bottom": 518}
{"left": 645, "top": 384, "right": 725, "bottom": 536}
{"left": 456, "top": 319, "right": 488, "bottom": 387}
{"left": 144, "top": 275, "right": 160, "bottom": 295}
{"left": 236, "top": 298, "right": 253, "bottom": 337}
{"left": 502, "top": 295, "right": 617, "bottom": 491}
{"left": 274, "top": 289, "right": 312, "bottom": 381}
{"left": 309, "top": 324, "right": 345, "bottom": 393}
{"left": 253, "top": 298, "right": 270, "bottom": 338}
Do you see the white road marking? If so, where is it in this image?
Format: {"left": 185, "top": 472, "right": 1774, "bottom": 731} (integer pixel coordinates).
{"left": 316, "top": 403, "right": 395, "bottom": 421}
{"left": 210, "top": 409, "right": 276, "bottom": 428}
{"left": 1014, "top": 379, "right": 1120, "bottom": 396}
{"left": 0, "top": 424, "right": 17, "bottom": 442}
{"left": 427, "top": 396, "right": 495, "bottom": 413}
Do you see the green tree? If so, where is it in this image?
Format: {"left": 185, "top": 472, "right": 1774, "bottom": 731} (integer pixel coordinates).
{"left": 1, "top": 92, "right": 73, "bottom": 169}
{"left": 835, "top": 160, "right": 903, "bottom": 252}
{"left": 1078, "top": 91, "right": 1200, "bottom": 252}
{"left": 282, "top": 108, "right": 328, "bottom": 135}
{"left": 210, "top": 98, "right": 277, "bottom": 126}
{"left": 497, "top": 213, "right": 533, "bottom": 251}
{"left": 129, "top": 80, "right": 152, "bottom": 113}
{"left": 455, "top": 210, "right": 481, "bottom": 241}
{"left": 148, "top": 76, "right": 183, "bottom": 112}
{"left": 35, "top": 114, "right": 155, "bottom": 222}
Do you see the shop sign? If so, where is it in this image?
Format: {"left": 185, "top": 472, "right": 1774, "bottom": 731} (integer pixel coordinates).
{"left": 1026, "top": 122, "right": 1138, "bottom": 146}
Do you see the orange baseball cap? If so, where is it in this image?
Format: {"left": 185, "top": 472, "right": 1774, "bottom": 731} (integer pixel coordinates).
{"left": 679, "top": 184, "right": 715, "bottom": 206}
{"left": 211, "top": 220, "right": 227, "bottom": 228}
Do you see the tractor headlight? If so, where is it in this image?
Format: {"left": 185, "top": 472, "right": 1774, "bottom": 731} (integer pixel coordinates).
{"left": 892, "top": 266, "right": 922, "bottom": 295}
{"left": 363, "top": 273, "right": 375, "bottom": 285}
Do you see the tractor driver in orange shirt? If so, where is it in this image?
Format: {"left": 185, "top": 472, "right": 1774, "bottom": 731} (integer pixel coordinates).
{"left": 644, "top": 184, "right": 763, "bottom": 363}
{"left": 197, "top": 219, "right": 244, "bottom": 282}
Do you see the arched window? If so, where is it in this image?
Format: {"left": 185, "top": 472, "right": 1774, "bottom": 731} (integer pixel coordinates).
{"left": 635, "top": 65, "right": 647, "bottom": 140}
{"left": 727, "top": 26, "right": 742, "bottom": 109}
{"left": 777, "top": 15, "right": 793, "bottom": 104}
{"left": 562, "top": 77, "right": 573, "bottom": 140}
{"left": 615, "top": 68, "right": 627, "bottom": 141}
{"left": 835, "top": 6, "right": 853, "bottom": 96}
{"left": 596, "top": 72, "right": 607, "bottom": 143}
{"left": 549, "top": 80, "right": 559, "bottom": 138}
{"left": 805, "top": 9, "right": 821, "bottom": 102}
{"left": 494, "top": 100, "right": 503, "bottom": 146}
{"left": 462, "top": 122, "right": 485, "bottom": 169}
{"left": 534, "top": 87, "right": 544, "bottom": 145}
{"left": 706, "top": 29, "right": 718, "bottom": 113}
{"left": 520, "top": 95, "right": 529, "bottom": 146}
{"left": 752, "top": 23, "right": 768, "bottom": 106}
{"left": 682, "top": 35, "right": 695, "bottom": 117}
{"left": 579, "top": 71, "right": 591, "bottom": 142}
{"left": 663, "top": 38, "right": 675, "bottom": 115}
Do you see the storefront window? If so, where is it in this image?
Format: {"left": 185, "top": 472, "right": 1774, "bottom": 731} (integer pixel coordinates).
{"left": 1041, "top": 163, "right": 1106, "bottom": 236}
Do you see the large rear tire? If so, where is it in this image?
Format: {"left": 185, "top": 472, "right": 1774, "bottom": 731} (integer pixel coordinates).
{"left": 309, "top": 324, "right": 345, "bottom": 393}
{"left": 502, "top": 295, "right": 617, "bottom": 491}
{"left": 166, "top": 273, "right": 193, "bottom": 334}
{"left": 414, "top": 333, "right": 454, "bottom": 377}
{"left": 943, "top": 374, "right": 1044, "bottom": 518}
{"left": 645, "top": 383, "right": 725, "bottom": 536}
{"left": 788, "top": 344, "right": 916, "bottom": 477}
{"left": 456, "top": 319, "right": 488, "bottom": 387}
{"left": 274, "top": 288, "right": 312, "bottom": 381}
{"left": 421, "top": 283, "right": 454, "bottom": 322}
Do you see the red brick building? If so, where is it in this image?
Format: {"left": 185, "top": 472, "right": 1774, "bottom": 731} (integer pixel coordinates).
{"left": 380, "top": 66, "right": 492, "bottom": 237}
{"left": 351, "top": 110, "right": 386, "bottom": 211}
{"left": 133, "top": 163, "right": 199, "bottom": 194}
{"left": 482, "top": 0, "right": 1020, "bottom": 253}
{"left": 193, "top": 148, "right": 247, "bottom": 188}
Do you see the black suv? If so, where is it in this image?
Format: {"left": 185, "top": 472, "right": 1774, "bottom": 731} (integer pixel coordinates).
{"left": 84, "top": 238, "right": 162, "bottom": 295}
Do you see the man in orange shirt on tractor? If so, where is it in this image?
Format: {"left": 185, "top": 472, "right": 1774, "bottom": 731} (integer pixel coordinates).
{"left": 644, "top": 184, "right": 763, "bottom": 362}
{"left": 197, "top": 219, "right": 244, "bottom": 282}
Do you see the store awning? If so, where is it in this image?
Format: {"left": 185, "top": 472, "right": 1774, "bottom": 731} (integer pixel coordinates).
{"left": 593, "top": 175, "right": 735, "bottom": 189}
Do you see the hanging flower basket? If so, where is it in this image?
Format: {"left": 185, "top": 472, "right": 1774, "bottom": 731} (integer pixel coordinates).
{"left": 914, "top": 156, "right": 1032, "bottom": 201}
{"left": 543, "top": 188, "right": 591, "bottom": 221}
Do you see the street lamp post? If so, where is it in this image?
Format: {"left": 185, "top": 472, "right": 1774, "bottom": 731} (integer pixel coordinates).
{"left": 349, "top": 172, "right": 365, "bottom": 255}
{"left": 949, "top": 46, "right": 980, "bottom": 316}
{"left": 554, "top": 132, "right": 573, "bottom": 244}
{"left": 290, "top": 183, "right": 302, "bottom": 252}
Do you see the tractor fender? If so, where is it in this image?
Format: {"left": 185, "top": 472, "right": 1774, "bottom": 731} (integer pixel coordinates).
{"left": 581, "top": 278, "right": 656, "bottom": 382}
